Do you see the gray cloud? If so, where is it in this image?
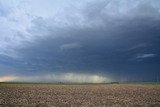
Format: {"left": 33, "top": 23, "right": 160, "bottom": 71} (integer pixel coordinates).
{"left": 0, "top": 0, "right": 160, "bottom": 82}
{"left": 136, "top": 54, "right": 156, "bottom": 59}
{"left": 1, "top": 0, "right": 160, "bottom": 58}
{"left": 60, "top": 43, "right": 82, "bottom": 51}
{"left": 128, "top": 43, "right": 148, "bottom": 51}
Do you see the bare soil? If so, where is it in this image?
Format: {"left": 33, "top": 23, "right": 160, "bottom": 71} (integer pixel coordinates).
{"left": 0, "top": 84, "right": 160, "bottom": 107}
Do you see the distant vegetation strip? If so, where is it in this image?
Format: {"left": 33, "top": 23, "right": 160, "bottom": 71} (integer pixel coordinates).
{"left": 0, "top": 82, "right": 118, "bottom": 85}
{"left": 0, "top": 82, "right": 160, "bottom": 85}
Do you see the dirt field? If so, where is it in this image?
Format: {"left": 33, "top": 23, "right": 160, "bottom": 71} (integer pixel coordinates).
{"left": 0, "top": 84, "right": 160, "bottom": 107}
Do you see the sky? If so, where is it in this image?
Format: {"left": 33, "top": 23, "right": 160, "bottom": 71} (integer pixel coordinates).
{"left": 0, "top": 0, "right": 160, "bottom": 83}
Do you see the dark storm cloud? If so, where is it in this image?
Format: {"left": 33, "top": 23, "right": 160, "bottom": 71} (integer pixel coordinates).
{"left": 0, "top": 0, "right": 160, "bottom": 82}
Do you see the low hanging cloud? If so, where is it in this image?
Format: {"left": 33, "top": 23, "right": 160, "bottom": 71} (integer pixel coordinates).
{"left": 0, "top": 73, "right": 112, "bottom": 83}
{"left": 136, "top": 53, "right": 156, "bottom": 59}
{"left": 0, "top": 76, "right": 16, "bottom": 82}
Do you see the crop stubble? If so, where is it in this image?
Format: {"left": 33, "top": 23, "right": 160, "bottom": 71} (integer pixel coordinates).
{"left": 0, "top": 84, "right": 160, "bottom": 107}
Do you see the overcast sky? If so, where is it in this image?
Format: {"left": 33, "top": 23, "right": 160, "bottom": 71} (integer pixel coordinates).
{"left": 0, "top": 0, "right": 160, "bottom": 82}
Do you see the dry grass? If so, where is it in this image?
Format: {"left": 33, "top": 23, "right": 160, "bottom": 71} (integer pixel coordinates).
{"left": 0, "top": 84, "right": 160, "bottom": 107}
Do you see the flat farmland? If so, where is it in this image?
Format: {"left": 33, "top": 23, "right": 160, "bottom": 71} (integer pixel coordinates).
{"left": 0, "top": 84, "right": 160, "bottom": 107}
